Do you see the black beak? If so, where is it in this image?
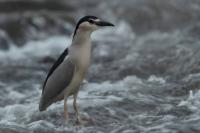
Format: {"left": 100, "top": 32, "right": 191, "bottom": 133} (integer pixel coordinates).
{"left": 96, "top": 21, "right": 114, "bottom": 27}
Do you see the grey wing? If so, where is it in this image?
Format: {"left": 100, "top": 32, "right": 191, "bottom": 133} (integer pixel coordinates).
{"left": 39, "top": 58, "right": 75, "bottom": 111}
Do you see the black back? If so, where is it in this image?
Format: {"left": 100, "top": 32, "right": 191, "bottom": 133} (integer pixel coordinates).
{"left": 73, "top": 16, "right": 98, "bottom": 38}
{"left": 42, "top": 48, "right": 69, "bottom": 92}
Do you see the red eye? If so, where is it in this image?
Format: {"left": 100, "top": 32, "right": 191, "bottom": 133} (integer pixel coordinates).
{"left": 88, "top": 20, "right": 94, "bottom": 24}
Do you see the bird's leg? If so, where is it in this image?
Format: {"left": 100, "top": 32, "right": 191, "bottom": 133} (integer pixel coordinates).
{"left": 64, "top": 96, "right": 68, "bottom": 121}
{"left": 73, "top": 92, "right": 81, "bottom": 124}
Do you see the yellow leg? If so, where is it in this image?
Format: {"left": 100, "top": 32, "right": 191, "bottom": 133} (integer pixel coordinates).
{"left": 73, "top": 92, "right": 81, "bottom": 124}
{"left": 64, "top": 96, "right": 68, "bottom": 121}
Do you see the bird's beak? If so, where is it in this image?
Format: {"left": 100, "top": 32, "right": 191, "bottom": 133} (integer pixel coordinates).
{"left": 96, "top": 20, "right": 114, "bottom": 27}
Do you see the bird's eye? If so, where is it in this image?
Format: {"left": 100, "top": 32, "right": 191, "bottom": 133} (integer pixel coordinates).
{"left": 88, "top": 20, "right": 94, "bottom": 24}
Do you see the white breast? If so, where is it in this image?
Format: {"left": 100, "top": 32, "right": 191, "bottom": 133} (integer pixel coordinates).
{"left": 62, "top": 42, "right": 91, "bottom": 96}
{"left": 69, "top": 42, "right": 91, "bottom": 73}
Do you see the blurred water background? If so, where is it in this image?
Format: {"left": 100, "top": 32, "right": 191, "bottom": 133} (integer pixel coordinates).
{"left": 1, "top": 0, "right": 200, "bottom": 133}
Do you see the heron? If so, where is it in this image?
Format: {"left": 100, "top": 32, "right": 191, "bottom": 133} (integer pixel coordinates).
{"left": 39, "top": 16, "right": 114, "bottom": 124}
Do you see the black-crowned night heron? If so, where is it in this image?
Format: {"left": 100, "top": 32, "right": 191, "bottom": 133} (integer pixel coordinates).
{"left": 39, "top": 16, "right": 114, "bottom": 124}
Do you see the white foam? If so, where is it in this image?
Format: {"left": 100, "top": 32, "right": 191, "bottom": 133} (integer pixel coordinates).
{"left": 75, "top": 76, "right": 143, "bottom": 108}
{"left": 27, "top": 120, "right": 55, "bottom": 129}
{"left": 0, "top": 75, "right": 143, "bottom": 125}
{"left": 7, "top": 90, "right": 25, "bottom": 99}
{"left": 183, "top": 73, "right": 200, "bottom": 82}
{"left": 0, "top": 74, "right": 177, "bottom": 132}
{"left": 147, "top": 75, "right": 166, "bottom": 84}
{"left": 0, "top": 21, "right": 134, "bottom": 63}
{"left": 0, "top": 35, "right": 71, "bottom": 60}
{"left": 178, "top": 90, "right": 200, "bottom": 111}
{"left": 0, "top": 104, "right": 29, "bottom": 123}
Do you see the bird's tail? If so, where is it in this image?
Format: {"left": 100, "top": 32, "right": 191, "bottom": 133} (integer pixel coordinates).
{"left": 39, "top": 96, "right": 47, "bottom": 111}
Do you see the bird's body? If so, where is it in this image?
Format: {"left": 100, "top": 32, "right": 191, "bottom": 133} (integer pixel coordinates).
{"left": 39, "top": 16, "right": 114, "bottom": 124}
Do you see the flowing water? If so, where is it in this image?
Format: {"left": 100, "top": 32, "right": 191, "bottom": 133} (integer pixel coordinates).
{"left": 0, "top": 0, "right": 200, "bottom": 133}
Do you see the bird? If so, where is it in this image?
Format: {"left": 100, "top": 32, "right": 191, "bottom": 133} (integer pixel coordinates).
{"left": 39, "top": 16, "right": 114, "bottom": 124}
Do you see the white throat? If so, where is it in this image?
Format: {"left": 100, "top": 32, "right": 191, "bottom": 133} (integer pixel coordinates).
{"left": 72, "top": 29, "right": 93, "bottom": 45}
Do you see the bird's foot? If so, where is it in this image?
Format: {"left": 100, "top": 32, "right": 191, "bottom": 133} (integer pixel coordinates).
{"left": 74, "top": 116, "right": 83, "bottom": 126}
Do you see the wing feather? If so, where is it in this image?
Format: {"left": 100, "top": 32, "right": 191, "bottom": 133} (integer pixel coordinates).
{"left": 42, "top": 48, "right": 69, "bottom": 92}
{"left": 39, "top": 48, "right": 75, "bottom": 111}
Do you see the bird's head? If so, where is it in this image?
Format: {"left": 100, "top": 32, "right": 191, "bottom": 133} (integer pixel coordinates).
{"left": 73, "top": 16, "right": 114, "bottom": 38}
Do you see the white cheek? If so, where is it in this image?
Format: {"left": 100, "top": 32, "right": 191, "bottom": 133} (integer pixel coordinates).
{"left": 80, "top": 22, "right": 91, "bottom": 27}
{"left": 79, "top": 22, "right": 98, "bottom": 30}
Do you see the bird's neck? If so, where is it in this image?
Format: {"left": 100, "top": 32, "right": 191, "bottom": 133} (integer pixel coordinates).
{"left": 72, "top": 29, "right": 92, "bottom": 45}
